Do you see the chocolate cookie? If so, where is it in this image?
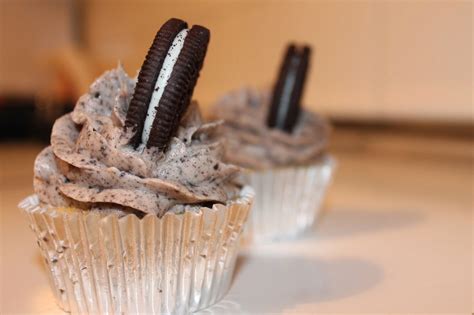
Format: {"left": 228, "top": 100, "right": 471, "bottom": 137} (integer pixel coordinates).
{"left": 125, "top": 18, "right": 210, "bottom": 151}
{"left": 267, "top": 44, "right": 311, "bottom": 133}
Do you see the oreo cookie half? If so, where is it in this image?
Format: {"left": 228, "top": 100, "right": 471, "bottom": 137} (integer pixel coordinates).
{"left": 125, "top": 18, "right": 210, "bottom": 151}
{"left": 266, "top": 44, "right": 311, "bottom": 133}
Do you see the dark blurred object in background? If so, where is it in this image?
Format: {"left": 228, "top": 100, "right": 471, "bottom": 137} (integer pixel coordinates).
{"left": 0, "top": 97, "right": 36, "bottom": 140}
{"left": 0, "top": 96, "right": 73, "bottom": 142}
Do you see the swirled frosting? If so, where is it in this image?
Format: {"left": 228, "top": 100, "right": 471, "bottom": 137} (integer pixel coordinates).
{"left": 34, "top": 66, "right": 241, "bottom": 216}
{"left": 212, "top": 88, "right": 330, "bottom": 170}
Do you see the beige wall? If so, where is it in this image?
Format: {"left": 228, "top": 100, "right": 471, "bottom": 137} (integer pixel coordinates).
{"left": 0, "top": 0, "right": 73, "bottom": 95}
{"left": 1, "top": 1, "right": 472, "bottom": 123}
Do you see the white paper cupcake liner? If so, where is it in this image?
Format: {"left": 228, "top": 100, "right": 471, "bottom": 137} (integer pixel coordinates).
{"left": 244, "top": 155, "right": 335, "bottom": 243}
{"left": 19, "top": 186, "right": 254, "bottom": 315}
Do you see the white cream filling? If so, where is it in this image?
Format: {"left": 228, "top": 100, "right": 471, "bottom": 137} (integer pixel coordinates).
{"left": 141, "top": 29, "right": 189, "bottom": 146}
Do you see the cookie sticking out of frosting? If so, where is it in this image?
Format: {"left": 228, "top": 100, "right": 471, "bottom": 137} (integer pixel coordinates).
{"left": 125, "top": 18, "right": 210, "bottom": 151}
{"left": 267, "top": 44, "right": 311, "bottom": 133}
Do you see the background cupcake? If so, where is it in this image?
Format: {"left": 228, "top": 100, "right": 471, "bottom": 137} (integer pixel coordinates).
{"left": 19, "top": 18, "right": 253, "bottom": 315}
{"left": 213, "top": 44, "right": 335, "bottom": 243}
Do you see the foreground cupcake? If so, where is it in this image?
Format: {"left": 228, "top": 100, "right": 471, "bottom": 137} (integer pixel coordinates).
{"left": 213, "top": 44, "right": 334, "bottom": 243}
{"left": 19, "top": 18, "right": 253, "bottom": 314}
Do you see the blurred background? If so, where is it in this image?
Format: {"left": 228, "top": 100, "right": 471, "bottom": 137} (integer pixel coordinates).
{"left": 1, "top": 2, "right": 473, "bottom": 313}
{"left": 0, "top": 0, "right": 472, "bottom": 139}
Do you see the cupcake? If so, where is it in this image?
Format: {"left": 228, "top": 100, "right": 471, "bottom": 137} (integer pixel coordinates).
{"left": 213, "top": 44, "right": 334, "bottom": 243}
{"left": 19, "top": 18, "right": 253, "bottom": 314}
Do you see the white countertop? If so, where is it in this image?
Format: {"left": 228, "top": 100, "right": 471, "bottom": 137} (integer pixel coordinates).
{"left": 1, "top": 131, "right": 472, "bottom": 314}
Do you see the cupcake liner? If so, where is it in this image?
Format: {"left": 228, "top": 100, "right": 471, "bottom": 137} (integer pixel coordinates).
{"left": 19, "top": 187, "right": 254, "bottom": 315}
{"left": 244, "top": 155, "right": 335, "bottom": 243}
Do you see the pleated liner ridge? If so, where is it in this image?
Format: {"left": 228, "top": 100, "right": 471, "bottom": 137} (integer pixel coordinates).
{"left": 19, "top": 186, "right": 254, "bottom": 315}
{"left": 245, "top": 155, "right": 335, "bottom": 243}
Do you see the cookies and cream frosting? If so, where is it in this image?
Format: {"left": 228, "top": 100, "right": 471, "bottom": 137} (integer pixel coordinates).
{"left": 34, "top": 66, "right": 241, "bottom": 216}
{"left": 213, "top": 88, "right": 330, "bottom": 170}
